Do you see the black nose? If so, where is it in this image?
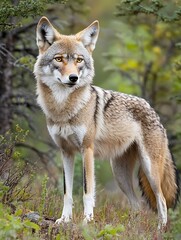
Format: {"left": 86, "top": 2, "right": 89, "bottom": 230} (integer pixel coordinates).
{"left": 69, "top": 74, "right": 78, "bottom": 83}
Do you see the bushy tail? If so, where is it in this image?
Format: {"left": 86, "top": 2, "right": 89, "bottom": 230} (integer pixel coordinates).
{"left": 138, "top": 150, "right": 180, "bottom": 211}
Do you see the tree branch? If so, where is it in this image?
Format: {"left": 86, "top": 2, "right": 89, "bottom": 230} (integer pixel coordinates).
{"left": 16, "top": 142, "right": 61, "bottom": 182}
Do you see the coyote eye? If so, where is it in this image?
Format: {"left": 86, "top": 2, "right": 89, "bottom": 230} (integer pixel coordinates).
{"left": 54, "top": 56, "right": 63, "bottom": 62}
{"left": 76, "top": 58, "right": 83, "bottom": 63}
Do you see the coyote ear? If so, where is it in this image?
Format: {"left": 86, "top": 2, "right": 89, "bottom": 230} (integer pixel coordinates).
{"left": 36, "top": 16, "right": 59, "bottom": 52}
{"left": 76, "top": 21, "right": 99, "bottom": 52}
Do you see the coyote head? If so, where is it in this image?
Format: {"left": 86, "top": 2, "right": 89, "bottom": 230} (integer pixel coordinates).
{"left": 34, "top": 17, "right": 99, "bottom": 89}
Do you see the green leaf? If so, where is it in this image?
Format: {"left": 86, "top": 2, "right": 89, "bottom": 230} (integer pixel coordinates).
{"left": 97, "top": 224, "right": 125, "bottom": 238}
{"left": 56, "top": 234, "right": 61, "bottom": 240}
{"left": 14, "top": 208, "right": 23, "bottom": 217}
{"left": 23, "top": 220, "right": 40, "bottom": 231}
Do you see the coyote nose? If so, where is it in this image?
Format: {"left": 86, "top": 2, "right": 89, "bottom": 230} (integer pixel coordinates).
{"left": 69, "top": 74, "right": 78, "bottom": 83}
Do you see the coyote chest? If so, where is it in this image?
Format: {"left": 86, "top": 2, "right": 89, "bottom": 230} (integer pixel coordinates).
{"left": 47, "top": 123, "right": 87, "bottom": 148}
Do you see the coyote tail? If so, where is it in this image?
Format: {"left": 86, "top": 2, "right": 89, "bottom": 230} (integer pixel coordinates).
{"left": 138, "top": 151, "right": 180, "bottom": 211}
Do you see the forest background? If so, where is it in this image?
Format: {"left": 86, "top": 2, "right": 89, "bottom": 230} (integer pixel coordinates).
{"left": 0, "top": 0, "right": 181, "bottom": 239}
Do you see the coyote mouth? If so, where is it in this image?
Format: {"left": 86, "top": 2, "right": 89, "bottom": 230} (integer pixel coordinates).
{"left": 57, "top": 78, "right": 76, "bottom": 87}
{"left": 66, "top": 83, "right": 76, "bottom": 87}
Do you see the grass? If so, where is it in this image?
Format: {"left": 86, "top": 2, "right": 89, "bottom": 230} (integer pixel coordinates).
{"left": 25, "top": 189, "right": 181, "bottom": 240}
{"left": 36, "top": 191, "right": 181, "bottom": 240}
{"left": 0, "top": 170, "right": 181, "bottom": 239}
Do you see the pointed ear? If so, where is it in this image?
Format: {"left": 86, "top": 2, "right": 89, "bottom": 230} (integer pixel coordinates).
{"left": 36, "top": 16, "right": 60, "bottom": 52}
{"left": 76, "top": 21, "right": 99, "bottom": 52}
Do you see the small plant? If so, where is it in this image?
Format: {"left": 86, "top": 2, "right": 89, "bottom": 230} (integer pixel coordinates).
{"left": 0, "top": 125, "right": 40, "bottom": 239}
{"left": 0, "top": 125, "right": 34, "bottom": 208}
{"left": 97, "top": 224, "right": 125, "bottom": 239}
{"left": 39, "top": 174, "right": 49, "bottom": 216}
{"left": 0, "top": 202, "right": 40, "bottom": 239}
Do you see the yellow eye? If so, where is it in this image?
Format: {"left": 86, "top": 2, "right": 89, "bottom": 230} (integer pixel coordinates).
{"left": 54, "top": 57, "right": 63, "bottom": 62}
{"left": 76, "top": 58, "right": 83, "bottom": 63}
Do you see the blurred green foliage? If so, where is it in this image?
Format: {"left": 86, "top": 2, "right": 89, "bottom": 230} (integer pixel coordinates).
{"left": 0, "top": 202, "right": 40, "bottom": 240}
{"left": 103, "top": 0, "right": 181, "bottom": 164}
{"left": 116, "top": 0, "right": 181, "bottom": 21}
{"left": 0, "top": 0, "right": 67, "bottom": 31}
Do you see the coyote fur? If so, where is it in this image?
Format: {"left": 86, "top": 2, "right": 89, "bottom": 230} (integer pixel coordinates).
{"left": 34, "top": 16, "right": 180, "bottom": 228}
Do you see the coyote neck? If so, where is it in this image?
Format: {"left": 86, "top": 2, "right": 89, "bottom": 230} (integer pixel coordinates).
{"left": 37, "top": 80, "right": 91, "bottom": 123}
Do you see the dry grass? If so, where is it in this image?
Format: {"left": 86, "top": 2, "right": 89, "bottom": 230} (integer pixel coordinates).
{"left": 36, "top": 191, "right": 172, "bottom": 240}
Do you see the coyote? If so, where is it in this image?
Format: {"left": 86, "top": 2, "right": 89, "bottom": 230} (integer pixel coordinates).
{"left": 34, "top": 16, "right": 180, "bottom": 229}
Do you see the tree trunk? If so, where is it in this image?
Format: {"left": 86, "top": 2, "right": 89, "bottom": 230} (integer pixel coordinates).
{"left": 0, "top": 32, "right": 14, "bottom": 135}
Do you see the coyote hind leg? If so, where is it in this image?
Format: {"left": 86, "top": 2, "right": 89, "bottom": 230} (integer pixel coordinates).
{"left": 110, "top": 143, "right": 140, "bottom": 210}
{"left": 138, "top": 142, "right": 167, "bottom": 228}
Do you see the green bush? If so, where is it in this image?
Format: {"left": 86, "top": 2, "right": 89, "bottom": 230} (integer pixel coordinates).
{"left": 0, "top": 202, "right": 40, "bottom": 239}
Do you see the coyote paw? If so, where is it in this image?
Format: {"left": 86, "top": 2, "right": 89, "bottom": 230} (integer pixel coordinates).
{"left": 158, "top": 219, "right": 167, "bottom": 232}
{"left": 55, "top": 216, "right": 71, "bottom": 224}
{"left": 83, "top": 214, "right": 94, "bottom": 225}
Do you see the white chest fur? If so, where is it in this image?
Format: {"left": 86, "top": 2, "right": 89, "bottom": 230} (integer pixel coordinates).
{"left": 47, "top": 124, "right": 87, "bottom": 147}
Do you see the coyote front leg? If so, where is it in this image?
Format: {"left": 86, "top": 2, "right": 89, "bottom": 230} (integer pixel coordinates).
{"left": 56, "top": 152, "right": 74, "bottom": 224}
{"left": 82, "top": 146, "right": 95, "bottom": 223}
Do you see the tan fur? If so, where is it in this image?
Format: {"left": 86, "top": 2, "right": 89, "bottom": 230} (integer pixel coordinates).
{"left": 83, "top": 146, "right": 95, "bottom": 194}
{"left": 34, "top": 17, "right": 179, "bottom": 228}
